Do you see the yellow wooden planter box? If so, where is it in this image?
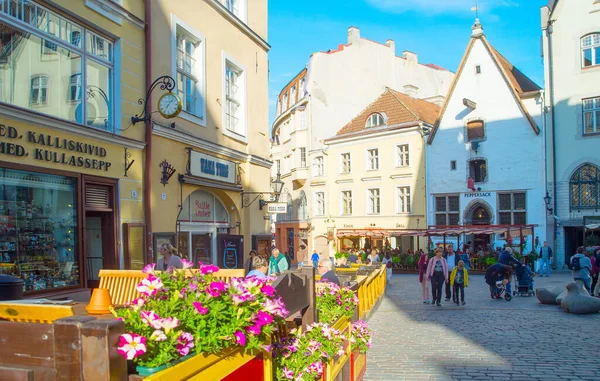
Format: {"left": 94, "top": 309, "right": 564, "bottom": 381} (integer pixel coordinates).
{"left": 323, "top": 316, "right": 351, "bottom": 381}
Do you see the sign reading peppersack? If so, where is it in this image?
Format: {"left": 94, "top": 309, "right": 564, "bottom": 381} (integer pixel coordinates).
{"left": 0, "top": 124, "right": 112, "bottom": 171}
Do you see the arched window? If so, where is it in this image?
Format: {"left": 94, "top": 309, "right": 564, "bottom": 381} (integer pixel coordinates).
{"left": 177, "top": 190, "right": 229, "bottom": 224}
{"left": 570, "top": 164, "right": 600, "bottom": 209}
{"left": 582, "top": 33, "right": 600, "bottom": 68}
{"left": 298, "top": 191, "right": 308, "bottom": 220}
{"left": 365, "top": 113, "right": 385, "bottom": 128}
{"left": 285, "top": 193, "right": 294, "bottom": 220}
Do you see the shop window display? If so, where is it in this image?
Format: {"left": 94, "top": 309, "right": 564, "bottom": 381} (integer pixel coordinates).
{"left": 0, "top": 168, "right": 79, "bottom": 292}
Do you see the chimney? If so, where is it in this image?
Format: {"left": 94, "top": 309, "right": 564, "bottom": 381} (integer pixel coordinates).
{"left": 385, "top": 39, "right": 395, "bottom": 53}
{"left": 402, "top": 51, "right": 418, "bottom": 63}
{"left": 403, "top": 84, "right": 419, "bottom": 98}
{"left": 472, "top": 18, "right": 484, "bottom": 37}
{"left": 348, "top": 26, "right": 360, "bottom": 44}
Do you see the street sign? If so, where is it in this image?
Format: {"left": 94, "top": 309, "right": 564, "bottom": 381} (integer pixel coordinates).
{"left": 267, "top": 202, "right": 287, "bottom": 214}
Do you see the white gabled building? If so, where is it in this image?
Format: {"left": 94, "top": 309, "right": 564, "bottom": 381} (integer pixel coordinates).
{"left": 426, "top": 20, "right": 548, "bottom": 258}
{"left": 541, "top": 0, "right": 600, "bottom": 268}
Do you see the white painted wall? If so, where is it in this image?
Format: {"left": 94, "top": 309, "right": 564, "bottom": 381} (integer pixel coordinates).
{"left": 427, "top": 36, "right": 547, "bottom": 254}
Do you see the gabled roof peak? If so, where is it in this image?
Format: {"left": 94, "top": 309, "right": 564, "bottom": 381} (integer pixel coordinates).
{"left": 472, "top": 18, "right": 484, "bottom": 38}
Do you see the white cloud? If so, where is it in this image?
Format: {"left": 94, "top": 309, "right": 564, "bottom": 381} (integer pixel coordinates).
{"left": 365, "top": 0, "right": 518, "bottom": 15}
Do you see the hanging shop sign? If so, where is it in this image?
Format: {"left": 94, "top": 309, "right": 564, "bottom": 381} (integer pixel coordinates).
{"left": 0, "top": 124, "right": 112, "bottom": 171}
{"left": 267, "top": 202, "right": 287, "bottom": 214}
{"left": 189, "top": 150, "right": 236, "bottom": 184}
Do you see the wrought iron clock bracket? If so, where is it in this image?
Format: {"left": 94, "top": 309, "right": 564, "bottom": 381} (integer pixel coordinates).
{"left": 131, "top": 75, "right": 176, "bottom": 125}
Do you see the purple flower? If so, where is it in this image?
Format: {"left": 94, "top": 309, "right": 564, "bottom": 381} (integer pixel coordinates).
{"left": 180, "top": 288, "right": 186, "bottom": 298}
{"left": 181, "top": 258, "right": 194, "bottom": 269}
{"left": 260, "top": 285, "right": 276, "bottom": 297}
{"left": 142, "top": 263, "right": 156, "bottom": 274}
{"left": 233, "top": 331, "right": 246, "bottom": 346}
{"left": 246, "top": 324, "right": 262, "bottom": 335}
{"left": 307, "top": 362, "right": 323, "bottom": 375}
{"left": 140, "top": 311, "right": 163, "bottom": 329}
{"left": 200, "top": 263, "right": 219, "bottom": 274}
{"left": 206, "top": 281, "right": 227, "bottom": 298}
{"left": 254, "top": 310, "right": 273, "bottom": 327}
{"left": 192, "top": 301, "right": 209, "bottom": 315}
{"left": 282, "top": 367, "right": 294, "bottom": 379}
{"left": 188, "top": 283, "right": 198, "bottom": 292}
{"left": 176, "top": 332, "right": 195, "bottom": 356}
{"left": 232, "top": 291, "right": 255, "bottom": 305}
{"left": 307, "top": 340, "right": 321, "bottom": 354}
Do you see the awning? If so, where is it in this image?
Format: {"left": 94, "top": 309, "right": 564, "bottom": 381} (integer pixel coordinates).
{"left": 585, "top": 224, "right": 600, "bottom": 231}
{"left": 336, "top": 225, "right": 536, "bottom": 238}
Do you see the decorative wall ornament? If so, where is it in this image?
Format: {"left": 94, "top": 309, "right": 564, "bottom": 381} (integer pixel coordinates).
{"left": 160, "top": 160, "right": 176, "bottom": 186}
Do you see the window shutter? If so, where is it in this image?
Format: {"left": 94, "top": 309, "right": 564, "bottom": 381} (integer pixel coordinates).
{"left": 86, "top": 185, "right": 110, "bottom": 209}
{"left": 467, "top": 120, "right": 485, "bottom": 141}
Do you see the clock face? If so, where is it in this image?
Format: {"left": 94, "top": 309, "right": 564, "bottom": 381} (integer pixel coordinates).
{"left": 158, "top": 93, "right": 182, "bottom": 119}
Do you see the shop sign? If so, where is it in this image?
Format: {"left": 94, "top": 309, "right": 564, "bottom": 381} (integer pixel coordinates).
{"left": 396, "top": 223, "right": 406, "bottom": 228}
{"left": 267, "top": 202, "right": 287, "bottom": 214}
{"left": 343, "top": 224, "right": 353, "bottom": 228}
{"left": 462, "top": 192, "right": 492, "bottom": 198}
{"left": 189, "top": 150, "right": 236, "bottom": 184}
{"left": 0, "top": 124, "right": 112, "bottom": 171}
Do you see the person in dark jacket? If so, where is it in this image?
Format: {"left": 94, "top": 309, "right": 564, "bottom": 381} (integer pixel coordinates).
{"left": 318, "top": 258, "right": 340, "bottom": 286}
{"left": 246, "top": 250, "right": 258, "bottom": 274}
{"left": 485, "top": 263, "right": 513, "bottom": 298}
{"left": 498, "top": 247, "right": 521, "bottom": 266}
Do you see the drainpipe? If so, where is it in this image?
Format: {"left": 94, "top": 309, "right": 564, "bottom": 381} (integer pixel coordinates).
{"left": 144, "top": 0, "right": 153, "bottom": 264}
{"left": 546, "top": 19, "right": 558, "bottom": 269}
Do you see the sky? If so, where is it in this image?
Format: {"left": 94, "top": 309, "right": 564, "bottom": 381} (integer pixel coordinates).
{"left": 267, "top": 0, "right": 548, "bottom": 127}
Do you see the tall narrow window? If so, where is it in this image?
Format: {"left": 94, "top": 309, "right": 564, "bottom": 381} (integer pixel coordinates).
{"left": 275, "top": 160, "right": 281, "bottom": 174}
{"left": 397, "top": 186, "right": 411, "bottom": 214}
{"left": 225, "top": 59, "right": 245, "bottom": 136}
{"left": 570, "top": 164, "right": 600, "bottom": 209}
{"left": 498, "top": 192, "right": 527, "bottom": 224}
{"left": 313, "top": 156, "right": 324, "bottom": 177}
{"left": 368, "top": 189, "right": 381, "bottom": 215}
{"left": 396, "top": 144, "right": 409, "bottom": 167}
{"left": 367, "top": 149, "right": 379, "bottom": 170}
{"left": 365, "top": 113, "right": 385, "bottom": 128}
{"left": 582, "top": 33, "right": 600, "bottom": 68}
{"left": 299, "top": 148, "right": 306, "bottom": 167}
{"left": 583, "top": 97, "right": 600, "bottom": 135}
{"left": 341, "top": 153, "right": 351, "bottom": 173}
{"left": 290, "top": 85, "right": 296, "bottom": 105}
{"left": 299, "top": 78, "right": 305, "bottom": 98}
{"left": 341, "top": 191, "right": 352, "bottom": 215}
{"left": 435, "top": 195, "right": 459, "bottom": 226}
{"left": 315, "top": 192, "right": 325, "bottom": 216}
{"left": 466, "top": 120, "right": 485, "bottom": 142}
{"left": 30, "top": 75, "right": 49, "bottom": 105}
{"left": 299, "top": 110, "right": 306, "bottom": 130}
{"left": 176, "top": 27, "right": 203, "bottom": 116}
{"left": 469, "top": 159, "right": 487, "bottom": 183}
{"left": 283, "top": 92, "right": 288, "bottom": 111}
{"left": 68, "top": 74, "right": 82, "bottom": 102}
{"left": 298, "top": 191, "right": 308, "bottom": 220}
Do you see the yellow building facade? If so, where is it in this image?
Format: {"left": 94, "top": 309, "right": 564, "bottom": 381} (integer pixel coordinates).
{"left": 0, "top": 0, "right": 146, "bottom": 296}
{"left": 147, "top": 0, "right": 272, "bottom": 268}
{"left": 313, "top": 89, "right": 440, "bottom": 256}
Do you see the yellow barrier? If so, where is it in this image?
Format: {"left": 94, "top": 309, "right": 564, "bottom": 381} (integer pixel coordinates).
{"left": 324, "top": 316, "right": 351, "bottom": 381}
{"left": 355, "top": 265, "right": 386, "bottom": 320}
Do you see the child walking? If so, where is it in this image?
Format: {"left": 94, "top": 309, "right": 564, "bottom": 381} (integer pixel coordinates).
{"left": 450, "top": 260, "right": 469, "bottom": 306}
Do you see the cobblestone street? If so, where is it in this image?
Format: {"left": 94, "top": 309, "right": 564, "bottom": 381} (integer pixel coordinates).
{"left": 364, "top": 273, "right": 600, "bottom": 381}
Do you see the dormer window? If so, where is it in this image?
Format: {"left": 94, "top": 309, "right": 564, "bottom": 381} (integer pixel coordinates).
{"left": 365, "top": 113, "right": 385, "bottom": 128}
{"left": 582, "top": 33, "right": 600, "bottom": 68}
{"left": 466, "top": 120, "right": 485, "bottom": 142}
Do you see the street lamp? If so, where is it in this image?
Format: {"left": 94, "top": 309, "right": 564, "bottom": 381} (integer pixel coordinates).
{"left": 543, "top": 191, "right": 553, "bottom": 214}
{"left": 241, "top": 171, "right": 287, "bottom": 210}
{"left": 270, "top": 172, "right": 285, "bottom": 202}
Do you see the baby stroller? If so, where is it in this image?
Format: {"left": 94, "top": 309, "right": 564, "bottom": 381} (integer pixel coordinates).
{"left": 513, "top": 264, "right": 535, "bottom": 297}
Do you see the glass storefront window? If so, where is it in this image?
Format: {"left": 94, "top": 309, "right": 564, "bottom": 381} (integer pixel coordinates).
{"left": 0, "top": 168, "right": 79, "bottom": 292}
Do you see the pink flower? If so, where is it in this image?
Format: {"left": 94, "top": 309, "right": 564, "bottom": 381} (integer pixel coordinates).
{"left": 140, "top": 311, "right": 163, "bottom": 329}
{"left": 128, "top": 298, "right": 145, "bottom": 311}
{"left": 136, "top": 274, "right": 163, "bottom": 296}
{"left": 262, "top": 298, "right": 288, "bottom": 318}
{"left": 188, "top": 283, "right": 198, "bottom": 292}
{"left": 200, "top": 263, "right": 219, "bottom": 274}
{"left": 260, "top": 285, "right": 276, "bottom": 297}
{"left": 246, "top": 324, "right": 262, "bottom": 335}
{"left": 150, "top": 330, "right": 167, "bottom": 342}
{"left": 232, "top": 291, "right": 255, "bottom": 305}
{"left": 206, "top": 281, "right": 227, "bottom": 298}
{"left": 181, "top": 258, "right": 194, "bottom": 269}
{"left": 142, "top": 263, "right": 155, "bottom": 274}
{"left": 254, "top": 310, "right": 273, "bottom": 327}
{"left": 192, "top": 301, "right": 209, "bottom": 315}
{"left": 161, "top": 317, "right": 180, "bottom": 332}
{"left": 282, "top": 367, "right": 294, "bottom": 379}
{"left": 180, "top": 288, "right": 186, "bottom": 298}
{"left": 233, "top": 331, "right": 246, "bottom": 346}
{"left": 307, "top": 340, "right": 321, "bottom": 354}
{"left": 176, "top": 332, "right": 195, "bottom": 356}
{"left": 117, "top": 333, "right": 146, "bottom": 360}
{"left": 307, "top": 362, "right": 323, "bottom": 375}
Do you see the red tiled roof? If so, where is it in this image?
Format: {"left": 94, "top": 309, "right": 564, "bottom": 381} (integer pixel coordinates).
{"left": 334, "top": 89, "right": 441, "bottom": 137}
{"left": 490, "top": 48, "right": 541, "bottom": 94}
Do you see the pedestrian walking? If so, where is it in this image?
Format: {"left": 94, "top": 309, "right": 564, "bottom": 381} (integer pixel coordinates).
{"left": 459, "top": 248, "right": 471, "bottom": 271}
{"left": 538, "top": 241, "right": 553, "bottom": 277}
{"left": 268, "top": 248, "right": 289, "bottom": 275}
{"left": 591, "top": 248, "right": 600, "bottom": 296}
{"left": 382, "top": 252, "right": 393, "bottom": 283}
{"left": 426, "top": 248, "right": 448, "bottom": 307}
{"left": 418, "top": 252, "right": 430, "bottom": 304}
{"left": 296, "top": 245, "right": 308, "bottom": 268}
{"left": 571, "top": 247, "right": 592, "bottom": 293}
{"left": 311, "top": 250, "right": 320, "bottom": 268}
{"left": 245, "top": 249, "right": 257, "bottom": 274}
{"left": 443, "top": 244, "right": 458, "bottom": 302}
{"left": 450, "top": 260, "right": 469, "bottom": 306}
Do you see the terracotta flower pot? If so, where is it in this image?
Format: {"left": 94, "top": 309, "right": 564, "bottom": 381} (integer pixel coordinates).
{"left": 86, "top": 288, "right": 113, "bottom": 315}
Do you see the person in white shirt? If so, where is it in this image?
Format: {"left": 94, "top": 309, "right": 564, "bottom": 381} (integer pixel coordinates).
{"left": 444, "top": 244, "right": 458, "bottom": 302}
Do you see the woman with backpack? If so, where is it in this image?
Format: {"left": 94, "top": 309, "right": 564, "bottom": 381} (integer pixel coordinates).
{"left": 382, "top": 252, "right": 393, "bottom": 283}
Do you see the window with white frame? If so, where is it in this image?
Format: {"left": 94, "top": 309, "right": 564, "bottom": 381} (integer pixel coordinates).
{"left": 341, "top": 191, "right": 352, "bottom": 215}
{"left": 498, "top": 192, "right": 527, "bottom": 225}
{"left": 175, "top": 24, "right": 204, "bottom": 118}
{"left": 0, "top": 1, "right": 115, "bottom": 131}
{"left": 290, "top": 85, "right": 296, "bottom": 106}
{"left": 224, "top": 59, "right": 245, "bottom": 137}
{"left": 224, "top": 0, "right": 246, "bottom": 21}
{"left": 299, "top": 110, "right": 306, "bottom": 129}
{"left": 367, "top": 188, "right": 380, "bottom": 215}
{"left": 367, "top": 149, "right": 379, "bottom": 170}
{"left": 313, "top": 156, "right": 324, "bottom": 176}
{"left": 299, "top": 78, "right": 305, "bottom": 98}
{"left": 282, "top": 92, "right": 288, "bottom": 111}
{"left": 30, "top": 75, "right": 49, "bottom": 105}
{"left": 435, "top": 195, "right": 459, "bottom": 225}
{"left": 583, "top": 97, "right": 600, "bottom": 135}
{"left": 341, "top": 153, "right": 351, "bottom": 173}
{"left": 582, "top": 33, "right": 600, "bottom": 68}
{"left": 315, "top": 192, "right": 325, "bottom": 216}
{"left": 299, "top": 147, "right": 306, "bottom": 167}
{"left": 275, "top": 159, "right": 281, "bottom": 174}
{"left": 396, "top": 144, "right": 409, "bottom": 167}
{"left": 365, "top": 113, "right": 385, "bottom": 128}
{"left": 397, "top": 186, "right": 411, "bottom": 214}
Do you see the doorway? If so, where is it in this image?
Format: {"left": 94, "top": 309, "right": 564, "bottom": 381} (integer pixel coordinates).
{"left": 564, "top": 227, "right": 584, "bottom": 268}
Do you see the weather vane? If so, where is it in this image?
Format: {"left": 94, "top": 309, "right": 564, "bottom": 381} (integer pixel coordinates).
{"left": 471, "top": 0, "right": 479, "bottom": 19}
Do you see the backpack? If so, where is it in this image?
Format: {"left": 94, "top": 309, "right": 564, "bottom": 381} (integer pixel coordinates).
{"left": 386, "top": 259, "right": 392, "bottom": 268}
{"left": 284, "top": 253, "right": 292, "bottom": 269}
{"left": 571, "top": 256, "right": 581, "bottom": 271}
